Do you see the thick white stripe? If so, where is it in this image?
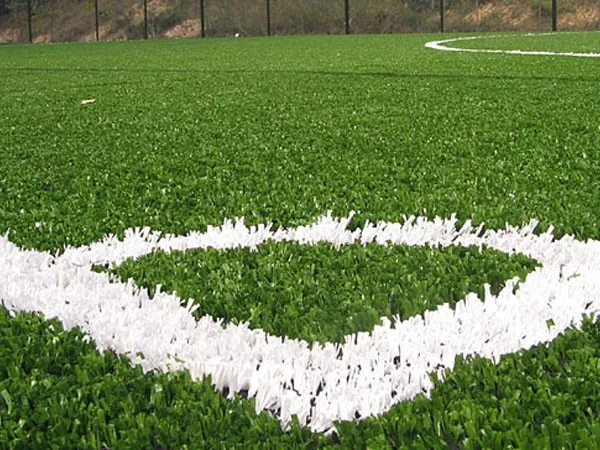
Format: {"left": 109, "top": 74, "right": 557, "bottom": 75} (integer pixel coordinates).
{"left": 1, "top": 213, "right": 599, "bottom": 432}
{"left": 425, "top": 33, "right": 600, "bottom": 58}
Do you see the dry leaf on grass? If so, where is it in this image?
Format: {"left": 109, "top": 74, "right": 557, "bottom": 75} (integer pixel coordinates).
{"left": 80, "top": 99, "right": 96, "bottom": 105}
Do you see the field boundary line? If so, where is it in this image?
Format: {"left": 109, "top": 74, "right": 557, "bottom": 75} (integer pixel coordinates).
{"left": 2, "top": 213, "right": 600, "bottom": 432}
{"left": 425, "top": 33, "right": 600, "bottom": 58}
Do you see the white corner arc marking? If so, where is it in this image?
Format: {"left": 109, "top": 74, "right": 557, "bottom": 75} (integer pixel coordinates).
{"left": 1, "top": 213, "right": 600, "bottom": 433}
{"left": 425, "top": 33, "right": 600, "bottom": 58}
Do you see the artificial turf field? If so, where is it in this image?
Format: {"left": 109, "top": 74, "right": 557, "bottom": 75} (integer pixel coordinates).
{"left": 1, "top": 32, "right": 600, "bottom": 448}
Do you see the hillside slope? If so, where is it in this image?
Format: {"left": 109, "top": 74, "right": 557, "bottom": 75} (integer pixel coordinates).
{"left": 0, "top": 0, "right": 599, "bottom": 44}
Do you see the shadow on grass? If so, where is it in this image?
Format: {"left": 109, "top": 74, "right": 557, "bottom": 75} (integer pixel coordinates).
{"left": 1, "top": 65, "right": 600, "bottom": 85}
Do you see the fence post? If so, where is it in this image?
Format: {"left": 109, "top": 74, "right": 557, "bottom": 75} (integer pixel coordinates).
{"left": 200, "top": 0, "right": 206, "bottom": 37}
{"left": 27, "top": 0, "right": 32, "bottom": 43}
{"left": 266, "top": 0, "right": 271, "bottom": 36}
{"left": 344, "top": 0, "right": 350, "bottom": 34}
{"left": 551, "top": 0, "right": 557, "bottom": 31}
{"left": 94, "top": 0, "right": 99, "bottom": 41}
{"left": 440, "top": 0, "right": 444, "bottom": 32}
{"left": 143, "top": 0, "right": 148, "bottom": 39}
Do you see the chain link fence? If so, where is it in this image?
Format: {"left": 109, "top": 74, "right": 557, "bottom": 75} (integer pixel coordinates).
{"left": 351, "top": 0, "right": 440, "bottom": 34}
{"left": 1, "top": 0, "right": 599, "bottom": 44}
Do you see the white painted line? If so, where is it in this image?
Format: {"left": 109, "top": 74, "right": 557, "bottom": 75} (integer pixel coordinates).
{"left": 1, "top": 213, "right": 599, "bottom": 432}
{"left": 425, "top": 33, "right": 600, "bottom": 58}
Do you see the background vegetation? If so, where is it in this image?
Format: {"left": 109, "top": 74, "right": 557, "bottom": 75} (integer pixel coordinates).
{"left": 0, "top": 0, "right": 599, "bottom": 44}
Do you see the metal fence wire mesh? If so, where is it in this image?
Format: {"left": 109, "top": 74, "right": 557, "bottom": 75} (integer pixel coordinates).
{"left": 444, "top": 0, "right": 553, "bottom": 32}
{"left": 351, "top": 0, "right": 440, "bottom": 34}
{"left": 271, "top": 0, "right": 345, "bottom": 35}
{"left": 1, "top": 0, "right": 599, "bottom": 44}
{"left": 31, "top": 0, "right": 96, "bottom": 42}
{"left": 1, "top": 0, "right": 28, "bottom": 43}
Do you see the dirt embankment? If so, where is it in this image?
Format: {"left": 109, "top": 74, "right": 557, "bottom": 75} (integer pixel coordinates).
{"left": 1, "top": 0, "right": 599, "bottom": 44}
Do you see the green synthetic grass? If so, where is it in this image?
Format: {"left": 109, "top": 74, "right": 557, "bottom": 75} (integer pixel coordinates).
{"left": 106, "top": 243, "right": 537, "bottom": 344}
{"left": 2, "top": 306, "right": 600, "bottom": 449}
{"left": 1, "top": 33, "right": 600, "bottom": 448}
{"left": 1, "top": 34, "right": 600, "bottom": 252}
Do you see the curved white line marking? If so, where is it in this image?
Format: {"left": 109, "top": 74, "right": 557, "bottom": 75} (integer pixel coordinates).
{"left": 425, "top": 33, "right": 600, "bottom": 57}
{"left": 1, "top": 213, "right": 600, "bottom": 432}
